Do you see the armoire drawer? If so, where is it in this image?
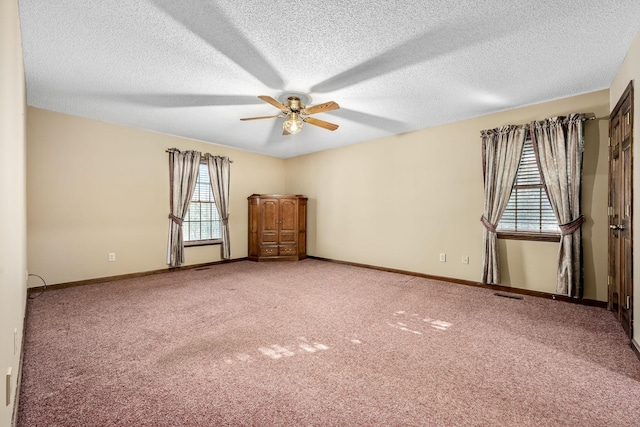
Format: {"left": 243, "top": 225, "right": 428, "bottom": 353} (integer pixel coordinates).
{"left": 279, "top": 246, "right": 297, "bottom": 256}
{"left": 260, "top": 246, "right": 278, "bottom": 257}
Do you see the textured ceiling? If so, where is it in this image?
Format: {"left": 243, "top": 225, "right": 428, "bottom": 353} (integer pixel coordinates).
{"left": 18, "top": 1, "right": 640, "bottom": 158}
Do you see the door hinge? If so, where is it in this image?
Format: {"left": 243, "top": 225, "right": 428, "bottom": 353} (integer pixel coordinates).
{"left": 608, "top": 275, "right": 614, "bottom": 286}
{"left": 608, "top": 137, "right": 611, "bottom": 147}
{"left": 608, "top": 206, "right": 614, "bottom": 216}
{"left": 626, "top": 204, "right": 631, "bottom": 217}
{"left": 627, "top": 113, "right": 631, "bottom": 125}
{"left": 626, "top": 295, "right": 631, "bottom": 310}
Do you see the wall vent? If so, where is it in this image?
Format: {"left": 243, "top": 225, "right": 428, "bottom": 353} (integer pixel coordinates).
{"left": 494, "top": 292, "right": 524, "bottom": 300}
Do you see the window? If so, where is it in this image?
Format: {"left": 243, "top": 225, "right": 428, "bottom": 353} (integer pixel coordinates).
{"left": 497, "top": 138, "right": 560, "bottom": 241}
{"left": 184, "top": 163, "right": 222, "bottom": 245}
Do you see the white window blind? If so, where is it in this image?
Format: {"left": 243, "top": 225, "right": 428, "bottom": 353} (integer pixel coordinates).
{"left": 498, "top": 139, "right": 559, "bottom": 233}
{"left": 184, "top": 163, "right": 222, "bottom": 242}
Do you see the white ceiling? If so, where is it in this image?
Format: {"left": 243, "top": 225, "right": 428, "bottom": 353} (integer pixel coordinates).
{"left": 18, "top": 1, "right": 640, "bottom": 158}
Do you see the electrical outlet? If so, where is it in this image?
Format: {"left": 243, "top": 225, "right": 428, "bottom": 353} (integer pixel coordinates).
{"left": 439, "top": 253, "right": 446, "bottom": 262}
{"left": 108, "top": 253, "right": 116, "bottom": 262}
{"left": 462, "top": 256, "right": 469, "bottom": 265}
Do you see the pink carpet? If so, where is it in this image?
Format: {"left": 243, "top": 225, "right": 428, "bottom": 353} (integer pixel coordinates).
{"left": 18, "top": 259, "right": 640, "bottom": 426}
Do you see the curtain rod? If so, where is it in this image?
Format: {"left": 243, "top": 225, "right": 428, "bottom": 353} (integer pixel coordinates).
{"left": 532, "top": 113, "right": 597, "bottom": 123}
{"left": 165, "top": 148, "right": 233, "bottom": 162}
{"left": 483, "top": 113, "right": 600, "bottom": 135}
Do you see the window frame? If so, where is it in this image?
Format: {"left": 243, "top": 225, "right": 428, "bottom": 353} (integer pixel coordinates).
{"left": 497, "top": 230, "right": 560, "bottom": 242}
{"left": 497, "top": 138, "right": 561, "bottom": 243}
{"left": 184, "top": 162, "right": 223, "bottom": 247}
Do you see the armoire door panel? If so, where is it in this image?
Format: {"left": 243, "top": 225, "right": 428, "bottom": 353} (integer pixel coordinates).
{"left": 261, "top": 199, "right": 279, "bottom": 232}
{"left": 279, "top": 231, "right": 296, "bottom": 244}
{"left": 262, "top": 231, "right": 277, "bottom": 243}
{"left": 280, "top": 199, "right": 297, "bottom": 232}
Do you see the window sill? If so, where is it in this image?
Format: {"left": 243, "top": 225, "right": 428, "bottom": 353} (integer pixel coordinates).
{"left": 185, "top": 239, "right": 222, "bottom": 247}
{"left": 497, "top": 231, "right": 560, "bottom": 242}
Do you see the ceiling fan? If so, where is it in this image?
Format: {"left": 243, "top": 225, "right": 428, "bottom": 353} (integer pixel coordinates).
{"left": 240, "top": 95, "right": 340, "bottom": 135}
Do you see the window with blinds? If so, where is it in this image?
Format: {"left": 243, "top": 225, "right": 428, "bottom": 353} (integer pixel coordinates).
{"left": 497, "top": 139, "right": 559, "bottom": 234}
{"left": 184, "top": 163, "right": 222, "bottom": 244}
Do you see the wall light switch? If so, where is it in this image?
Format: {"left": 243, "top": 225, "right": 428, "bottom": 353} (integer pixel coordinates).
{"left": 439, "top": 253, "right": 446, "bottom": 262}
{"left": 108, "top": 253, "right": 116, "bottom": 262}
{"left": 462, "top": 256, "right": 469, "bottom": 265}
{"left": 6, "top": 367, "right": 12, "bottom": 406}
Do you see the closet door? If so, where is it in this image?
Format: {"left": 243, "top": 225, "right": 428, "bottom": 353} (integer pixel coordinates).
{"left": 608, "top": 82, "right": 633, "bottom": 338}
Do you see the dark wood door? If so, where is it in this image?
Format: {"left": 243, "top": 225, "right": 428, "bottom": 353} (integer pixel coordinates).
{"left": 609, "top": 82, "right": 634, "bottom": 338}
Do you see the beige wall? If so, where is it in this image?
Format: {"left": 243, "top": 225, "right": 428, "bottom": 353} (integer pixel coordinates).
{"left": 0, "top": 0, "right": 27, "bottom": 424}
{"left": 285, "top": 90, "right": 610, "bottom": 301}
{"left": 27, "top": 108, "right": 286, "bottom": 285}
{"left": 610, "top": 30, "right": 639, "bottom": 346}
{"left": 27, "top": 91, "right": 611, "bottom": 301}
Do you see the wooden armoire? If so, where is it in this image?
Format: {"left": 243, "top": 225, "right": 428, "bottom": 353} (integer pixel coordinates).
{"left": 248, "top": 194, "right": 307, "bottom": 261}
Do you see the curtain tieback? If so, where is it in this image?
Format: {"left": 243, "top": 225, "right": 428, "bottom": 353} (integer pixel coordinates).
{"left": 480, "top": 216, "right": 497, "bottom": 233}
{"left": 559, "top": 215, "right": 585, "bottom": 236}
{"left": 168, "top": 214, "right": 184, "bottom": 226}
{"left": 222, "top": 218, "right": 229, "bottom": 226}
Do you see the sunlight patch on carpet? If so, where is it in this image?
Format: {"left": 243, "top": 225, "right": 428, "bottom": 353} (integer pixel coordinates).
{"left": 387, "top": 322, "right": 422, "bottom": 335}
{"left": 256, "top": 339, "right": 330, "bottom": 360}
{"left": 391, "top": 311, "right": 453, "bottom": 333}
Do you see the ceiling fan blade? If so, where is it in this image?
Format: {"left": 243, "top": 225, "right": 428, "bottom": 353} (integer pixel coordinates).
{"left": 258, "top": 95, "right": 290, "bottom": 113}
{"left": 302, "top": 101, "right": 340, "bottom": 115}
{"left": 304, "top": 117, "right": 339, "bottom": 131}
{"left": 240, "top": 115, "right": 281, "bottom": 121}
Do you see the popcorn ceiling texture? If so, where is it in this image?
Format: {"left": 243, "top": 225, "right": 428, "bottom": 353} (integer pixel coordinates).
{"left": 18, "top": 0, "right": 640, "bottom": 158}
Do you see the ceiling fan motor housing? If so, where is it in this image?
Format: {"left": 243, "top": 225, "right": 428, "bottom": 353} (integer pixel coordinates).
{"left": 287, "top": 96, "right": 303, "bottom": 112}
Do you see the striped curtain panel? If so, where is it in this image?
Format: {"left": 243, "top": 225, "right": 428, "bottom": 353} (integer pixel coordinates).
{"left": 480, "top": 125, "right": 526, "bottom": 285}
{"left": 206, "top": 155, "right": 232, "bottom": 260}
{"left": 167, "top": 149, "right": 201, "bottom": 267}
{"left": 531, "top": 114, "right": 585, "bottom": 297}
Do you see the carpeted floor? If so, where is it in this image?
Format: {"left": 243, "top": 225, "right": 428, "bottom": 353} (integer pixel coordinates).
{"left": 18, "top": 259, "right": 640, "bottom": 426}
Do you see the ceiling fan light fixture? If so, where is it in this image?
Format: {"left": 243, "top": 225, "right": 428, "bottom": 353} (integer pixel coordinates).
{"left": 242, "top": 95, "right": 339, "bottom": 135}
{"left": 283, "top": 113, "right": 303, "bottom": 135}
